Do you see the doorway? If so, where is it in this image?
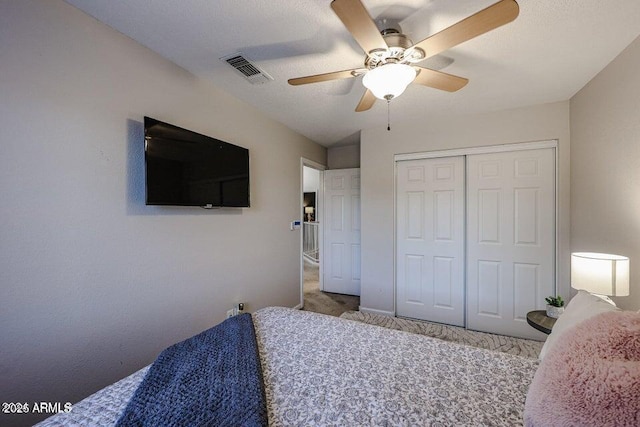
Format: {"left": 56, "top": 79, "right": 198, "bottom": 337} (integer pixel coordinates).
{"left": 300, "top": 160, "right": 360, "bottom": 317}
{"left": 300, "top": 160, "right": 324, "bottom": 310}
{"left": 302, "top": 163, "right": 321, "bottom": 292}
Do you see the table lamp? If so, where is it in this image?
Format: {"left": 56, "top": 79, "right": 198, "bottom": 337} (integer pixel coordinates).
{"left": 304, "top": 206, "right": 314, "bottom": 222}
{"left": 571, "top": 252, "right": 629, "bottom": 303}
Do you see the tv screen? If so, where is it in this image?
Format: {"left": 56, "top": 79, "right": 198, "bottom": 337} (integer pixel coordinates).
{"left": 144, "top": 117, "right": 250, "bottom": 208}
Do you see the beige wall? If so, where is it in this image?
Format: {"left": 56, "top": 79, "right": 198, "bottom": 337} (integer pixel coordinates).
{"left": 570, "top": 35, "right": 640, "bottom": 310}
{"left": 327, "top": 143, "right": 360, "bottom": 169}
{"left": 0, "top": 1, "right": 325, "bottom": 425}
{"left": 360, "top": 102, "right": 571, "bottom": 314}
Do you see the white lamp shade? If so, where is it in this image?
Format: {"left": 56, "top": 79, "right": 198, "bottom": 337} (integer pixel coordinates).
{"left": 362, "top": 64, "right": 417, "bottom": 100}
{"left": 571, "top": 252, "right": 629, "bottom": 296}
{"left": 304, "top": 207, "right": 314, "bottom": 214}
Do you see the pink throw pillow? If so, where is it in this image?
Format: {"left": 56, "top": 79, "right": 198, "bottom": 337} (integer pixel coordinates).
{"left": 524, "top": 310, "right": 640, "bottom": 426}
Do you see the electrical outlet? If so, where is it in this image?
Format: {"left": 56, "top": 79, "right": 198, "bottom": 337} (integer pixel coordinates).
{"left": 227, "top": 303, "right": 246, "bottom": 319}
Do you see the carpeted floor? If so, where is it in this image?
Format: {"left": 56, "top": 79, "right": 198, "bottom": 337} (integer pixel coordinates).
{"left": 302, "top": 260, "right": 359, "bottom": 317}
{"left": 302, "top": 260, "right": 542, "bottom": 358}
{"left": 340, "top": 310, "right": 543, "bottom": 359}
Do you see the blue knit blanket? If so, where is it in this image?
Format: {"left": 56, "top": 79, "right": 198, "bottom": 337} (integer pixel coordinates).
{"left": 116, "top": 313, "right": 267, "bottom": 427}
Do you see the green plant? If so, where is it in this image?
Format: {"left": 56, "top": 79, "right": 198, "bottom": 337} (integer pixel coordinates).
{"left": 545, "top": 295, "right": 564, "bottom": 307}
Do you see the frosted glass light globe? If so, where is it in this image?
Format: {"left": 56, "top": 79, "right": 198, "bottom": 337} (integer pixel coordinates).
{"left": 363, "top": 63, "right": 417, "bottom": 100}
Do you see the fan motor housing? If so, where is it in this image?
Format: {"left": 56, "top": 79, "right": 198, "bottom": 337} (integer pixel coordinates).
{"left": 365, "top": 30, "right": 425, "bottom": 69}
{"left": 383, "top": 31, "right": 413, "bottom": 49}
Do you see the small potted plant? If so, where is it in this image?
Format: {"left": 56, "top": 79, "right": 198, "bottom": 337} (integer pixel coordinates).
{"left": 545, "top": 295, "right": 564, "bottom": 318}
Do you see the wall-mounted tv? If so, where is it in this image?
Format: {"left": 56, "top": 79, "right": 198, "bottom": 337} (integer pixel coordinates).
{"left": 144, "top": 117, "right": 250, "bottom": 208}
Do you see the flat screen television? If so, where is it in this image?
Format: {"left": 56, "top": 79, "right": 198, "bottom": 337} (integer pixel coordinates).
{"left": 144, "top": 117, "right": 250, "bottom": 208}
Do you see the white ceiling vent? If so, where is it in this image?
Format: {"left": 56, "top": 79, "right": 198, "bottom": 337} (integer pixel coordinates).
{"left": 220, "top": 52, "right": 274, "bottom": 85}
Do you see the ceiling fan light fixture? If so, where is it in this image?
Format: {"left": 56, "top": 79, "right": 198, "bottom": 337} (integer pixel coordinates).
{"left": 363, "top": 63, "right": 416, "bottom": 101}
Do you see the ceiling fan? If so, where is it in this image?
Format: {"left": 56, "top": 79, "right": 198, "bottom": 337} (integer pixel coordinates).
{"left": 288, "top": 0, "right": 519, "bottom": 112}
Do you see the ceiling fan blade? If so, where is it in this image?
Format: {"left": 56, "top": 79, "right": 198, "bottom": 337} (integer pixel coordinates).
{"left": 411, "top": 0, "right": 519, "bottom": 59}
{"left": 288, "top": 69, "right": 359, "bottom": 86}
{"left": 414, "top": 67, "right": 468, "bottom": 92}
{"left": 331, "top": 0, "right": 388, "bottom": 55}
{"left": 355, "top": 89, "right": 376, "bottom": 112}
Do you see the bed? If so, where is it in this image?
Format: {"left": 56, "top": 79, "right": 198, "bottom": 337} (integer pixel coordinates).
{"left": 36, "top": 301, "right": 640, "bottom": 426}
{"left": 36, "top": 307, "right": 539, "bottom": 426}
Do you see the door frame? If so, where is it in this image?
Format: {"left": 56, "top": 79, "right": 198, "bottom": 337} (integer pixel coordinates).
{"left": 393, "top": 140, "right": 559, "bottom": 317}
{"left": 299, "top": 158, "right": 326, "bottom": 310}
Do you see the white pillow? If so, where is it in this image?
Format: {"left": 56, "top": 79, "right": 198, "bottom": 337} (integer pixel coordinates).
{"left": 538, "top": 290, "right": 619, "bottom": 360}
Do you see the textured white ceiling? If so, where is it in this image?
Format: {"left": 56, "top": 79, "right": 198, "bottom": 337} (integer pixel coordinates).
{"left": 65, "top": 0, "right": 640, "bottom": 146}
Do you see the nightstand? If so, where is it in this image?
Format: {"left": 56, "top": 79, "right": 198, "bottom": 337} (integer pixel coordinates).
{"left": 526, "top": 310, "right": 557, "bottom": 334}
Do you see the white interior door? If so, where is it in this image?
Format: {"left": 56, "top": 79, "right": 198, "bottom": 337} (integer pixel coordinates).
{"left": 323, "top": 168, "right": 361, "bottom": 296}
{"left": 396, "top": 157, "right": 465, "bottom": 326}
{"left": 466, "top": 148, "right": 555, "bottom": 339}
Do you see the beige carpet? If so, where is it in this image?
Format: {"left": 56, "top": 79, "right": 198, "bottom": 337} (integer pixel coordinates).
{"left": 302, "top": 260, "right": 359, "bottom": 317}
{"left": 302, "top": 261, "right": 541, "bottom": 358}
{"left": 340, "top": 310, "right": 543, "bottom": 359}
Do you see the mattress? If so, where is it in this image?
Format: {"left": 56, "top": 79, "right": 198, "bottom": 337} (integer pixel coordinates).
{"left": 37, "top": 307, "right": 539, "bottom": 426}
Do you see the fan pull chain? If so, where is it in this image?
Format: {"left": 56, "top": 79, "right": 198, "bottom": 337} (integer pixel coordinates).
{"left": 387, "top": 100, "right": 391, "bottom": 131}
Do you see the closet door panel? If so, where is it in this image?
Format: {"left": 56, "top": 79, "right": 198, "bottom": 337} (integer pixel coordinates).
{"left": 396, "top": 156, "right": 465, "bottom": 326}
{"left": 467, "top": 148, "right": 555, "bottom": 339}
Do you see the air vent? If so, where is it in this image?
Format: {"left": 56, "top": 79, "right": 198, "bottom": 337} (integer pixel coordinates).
{"left": 220, "top": 52, "right": 274, "bottom": 85}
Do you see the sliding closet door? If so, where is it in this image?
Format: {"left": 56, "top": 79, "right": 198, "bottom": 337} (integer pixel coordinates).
{"left": 396, "top": 157, "right": 465, "bottom": 326}
{"left": 466, "top": 148, "right": 555, "bottom": 339}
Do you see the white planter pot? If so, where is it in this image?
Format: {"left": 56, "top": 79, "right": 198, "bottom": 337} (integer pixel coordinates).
{"left": 546, "top": 305, "right": 564, "bottom": 318}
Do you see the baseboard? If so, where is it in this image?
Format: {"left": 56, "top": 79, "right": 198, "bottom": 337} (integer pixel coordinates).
{"left": 359, "top": 306, "right": 395, "bottom": 317}
{"left": 292, "top": 303, "right": 303, "bottom": 310}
